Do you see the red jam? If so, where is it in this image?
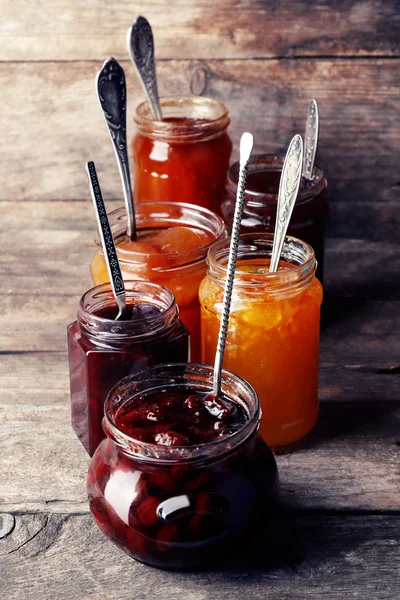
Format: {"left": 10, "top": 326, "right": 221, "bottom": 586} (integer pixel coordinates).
{"left": 87, "top": 365, "right": 278, "bottom": 570}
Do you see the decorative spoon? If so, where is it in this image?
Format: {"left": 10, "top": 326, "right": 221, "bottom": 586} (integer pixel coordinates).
{"left": 86, "top": 161, "right": 132, "bottom": 321}
{"left": 127, "top": 16, "right": 162, "bottom": 121}
{"left": 302, "top": 98, "right": 319, "bottom": 180}
{"left": 269, "top": 134, "right": 304, "bottom": 273}
{"left": 212, "top": 132, "right": 254, "bottom": 397}
{"left": 96, "top": 57, "right": 136, "bottom": 241}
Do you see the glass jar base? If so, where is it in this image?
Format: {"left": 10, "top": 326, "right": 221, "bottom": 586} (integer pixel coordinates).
{"left": 260, "top": 404, "right": 319, "bottom": 448}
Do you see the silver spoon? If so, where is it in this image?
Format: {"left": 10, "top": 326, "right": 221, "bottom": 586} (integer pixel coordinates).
{"left": 302, "top": 98, "right": 319, "bottom": 180}
{"left": 212, "top": 132, "right": 254, "bottom": 397}
{"left": 127, "top": 16, "right": 162, "bottom": 121}
{"left": 96, "top": 57, "right": 136, "bottom": 241}
{"left": 86, "top": 161, "right": 132, "bottom": 321}
{"left": 269, "top": 134, "right": 304, "bottom": 273}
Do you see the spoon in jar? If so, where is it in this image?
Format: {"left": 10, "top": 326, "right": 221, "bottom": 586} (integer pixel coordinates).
{"left": 269, "top": 134, "right": 304, "bottom": 273}
{"left": 302, "top": 98, "right": 319, "bottom": 180}
{"left": 127, "top": 16, "right": 162, "bottom": 121}
{"left": 212, "top": 132, "right": 254, "bottom": 398}
{"left": 96, "top": 57, "right": 136, "bottom": 241}
{"left": 86, "top": 161, "right": 132, "bottom": 321}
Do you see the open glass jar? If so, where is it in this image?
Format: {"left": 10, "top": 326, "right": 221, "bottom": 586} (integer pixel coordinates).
{"left": 221, "top": 155, "right": 328, "bottom": 280}
{"left": 68, "top": 281, "right": 189, "bottom": 456}
{"left": 90, "top": 202, "right": 226, "bottom": 362}
{"left": 200, "top": 233, "right": 323, "bottom": 447}
{"left": 132, "top": 97, "right": 232, "bottom": 214}
{"left": 87, "top": 364, "right": 278, "bottom": 570}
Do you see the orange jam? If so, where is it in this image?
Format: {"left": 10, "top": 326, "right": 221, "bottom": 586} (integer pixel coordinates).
{"left": 132, "top": 97, "right": 232, "bottom": 214}
{"left": 199, "top": 233, "right": 323, "bottom": 447}
{"left": 90, "top": 202, "right": 226, "bottom": 362}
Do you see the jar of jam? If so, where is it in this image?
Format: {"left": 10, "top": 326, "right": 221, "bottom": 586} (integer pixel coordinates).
{"left": 221, "top": 155, "right": 328, "bottom": 280}
{"left": 132, "top": 96, "right": 232, "bottom": 214}
{"left": 90, "top": 202, "right": 226, "bottom": 362}
{"left": 68, "top": 281, "right": 189, "bottom": 456}
{"left": 87, "top": 363, "right": 278, "bottom": 570}
{"left": 200, "top": 233, "right": 323, "bottom": 448}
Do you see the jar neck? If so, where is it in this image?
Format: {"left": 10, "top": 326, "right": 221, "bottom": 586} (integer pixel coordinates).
{"left": 77, "top": 281, "right": 179, "bottom": 344}
{"left": 207, "top": 233, "right": 317, "bottom": 299}
{"left": 226, "top": 154, "right": 327, "bottom": 208}
{"left": 97, "top": 202, "right": 226, "bottom": 271}
{"left": 102, "top": 363, "right": 261, "bottom": 466}
{"left": 135, "top": 96, "right": 230, "bottom": 143}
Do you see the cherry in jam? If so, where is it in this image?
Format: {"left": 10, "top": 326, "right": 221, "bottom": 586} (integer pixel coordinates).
{"left": 95, "top": 302, "right": 162, "bottom": 323}
{"left": 115, "top": 390, "right": 247, "bottom": 446}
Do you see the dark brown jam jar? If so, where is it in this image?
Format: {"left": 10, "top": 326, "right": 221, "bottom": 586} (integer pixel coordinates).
{"left": 221, "top": 154, "right": 328, "bottom": 280}
{"left": 87, "top": 364, "right": 278, "bottom": 570}
{"left": 68, "top": 282, "right": 189, "bottom": 456}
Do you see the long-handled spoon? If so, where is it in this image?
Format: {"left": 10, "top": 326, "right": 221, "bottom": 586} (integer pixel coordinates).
{"left": 302, "top": 98, "right": 319, "bottom": 180}
{"left": 96, "top": 57, "right": 136, "bottom": 241}
{"left": 86, "top": 161, "right": 132, "bottom": 321}
{"left": 212, "top": 132, "right": 254, "bottom": 397}
{"left": 269, "top": 134, "right": 304, "bottom": 273}
{"left": 127, "top": 16, "right": 162, "bottom": 121}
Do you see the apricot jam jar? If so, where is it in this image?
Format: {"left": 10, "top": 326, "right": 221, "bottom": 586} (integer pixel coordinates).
{"left": 221, "top": 155, "right": 328, "bottom": 280}
{"left": 87, "top": 364, "right": 278, "bottom": 570}
{"left": 200, "top": 233, "right": 323, "bottom": 447}
{"left": 68, "top": 281, "right": 189, "bottom": 456}
{"left": 90, "top": 202, "right": 226, "bottom": 363}
{"left": 132, "top": 97, "right": 232, "bottom": 214}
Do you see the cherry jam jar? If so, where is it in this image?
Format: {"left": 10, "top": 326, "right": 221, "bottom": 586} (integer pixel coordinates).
{"left": 87, "top": 364, "right": 278, "bottom": 570}
{"left": 221, "top": 155, "right": 328, "bottom": 280}
{"left": 132, "top": 96, "right": 232, "bottom": 214}
{"left": 68, "top": 282, "right": 189, "bottom": 456}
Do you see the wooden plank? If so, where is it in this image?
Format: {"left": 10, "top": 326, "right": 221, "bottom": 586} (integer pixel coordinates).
{"left": 1, "top": 513, "right": 399, "bottom": 599}
{"left": 0, "top": 398, "right": 398, "bottom": 512}
{"left": 0, "top": 0, "right": 398, "bottom": 61}
{"left": 0, "top": 59, "right": 398, "bottom": 227}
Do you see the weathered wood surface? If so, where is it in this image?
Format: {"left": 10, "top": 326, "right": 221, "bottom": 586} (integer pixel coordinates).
{"left": 1, "top": 0, "right": 399, "bottom": 61}
{"left": 0, "top": 57, "right": 399, "bottom": 242}
{"left": 1, "top": 513, "right": 399, "bottom": 599}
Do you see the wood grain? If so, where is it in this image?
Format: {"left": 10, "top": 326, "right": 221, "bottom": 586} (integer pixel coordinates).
{"left": 0, "top": 58, "right": 398, "bottom": 243}
{"left": 0, "top": 0, "right": 399, "bottom": 61}
{"left": 1, "top": 513, "right": 399, "bottom": 599}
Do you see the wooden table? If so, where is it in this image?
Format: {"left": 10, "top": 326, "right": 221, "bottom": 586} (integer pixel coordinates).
{"left": 0, "top": 201, "right": 399, "bottom": 599}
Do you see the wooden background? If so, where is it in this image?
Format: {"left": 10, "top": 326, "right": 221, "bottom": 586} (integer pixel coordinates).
{"left": 0, "top": 0, "right": 399, "bottom": 240}
{"left": 1, "top": 2, "right": 400, "bottom": 599}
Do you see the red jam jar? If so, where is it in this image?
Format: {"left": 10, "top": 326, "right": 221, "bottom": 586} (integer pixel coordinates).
{"left": 221, "top": 155, "right": 328, "bottom": 280}
{"left": 68, "top": 281, "right": 189, "bottom": 456}
{"left": 90, "top": 202, "right": 226, "bottom": 363}
{"left": 87, "top": 364, "right": 278, "bottom": 570}
{"left": 132, "top": 97, "right": 232, "bottom": 214}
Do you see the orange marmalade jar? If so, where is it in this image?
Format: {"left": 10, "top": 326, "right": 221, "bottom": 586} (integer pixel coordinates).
{"left": 199, "top": 233, "right": 323, "bottom": 447}
{"left": 90, "top": 202, "right": 226, "bottom": 363}
{"left": 132, "top": 97, "right": 232, "bottom": 214}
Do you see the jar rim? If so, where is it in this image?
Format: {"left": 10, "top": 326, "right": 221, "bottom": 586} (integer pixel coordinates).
{"left": 134, "top": 96, "right": 230, "bottom": 142}
{"left": 96, "top": 202, "right": 226, "bottom": 270}
{"left": 77, "top": 280, "right": 178, "bottom": 340}
{"left": 103, "top": 363, "right": 261, "bottom": 464}
{"left": 226, "top": 153, "right": 326, "bottom": 206}
{"left": 207, "top": 233, "right": 317, "bottom": 295}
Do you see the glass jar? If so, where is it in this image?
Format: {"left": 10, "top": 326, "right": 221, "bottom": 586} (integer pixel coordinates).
{"left": 68, "top": 281, "right": 189, "bottom": 456}
{"left": 90, "top": 202, "right": 226, "bottom": 363}
{"left": 221, "top": 155, "right": 328, "bottom": 280}
{"left": 132, "top": 96, "right": 232, "bottom": 214}
{"left": 200, "top": 233, "right": 323, "bottom": 447}
{"left": 87, "top": 364, "right": 278, "bottom": 570}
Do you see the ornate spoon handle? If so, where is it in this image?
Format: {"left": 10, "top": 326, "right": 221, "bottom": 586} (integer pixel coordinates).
{"left": 302, "top": 98, "right": 319, "bottom": 180}
{"left": 213, "top": 132, "right": 254, "bottom": 397}
{"left": 269, "top": 134, "right": 304, "bottom": 273}
{"left": 86, "top": 161, "right": 127, "bottom": 318}
{"left": 96, "top": 57, "right": 136, "bottom": 241}
{"left": 127, "top": 16, "right": 162, "bottom": 121}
